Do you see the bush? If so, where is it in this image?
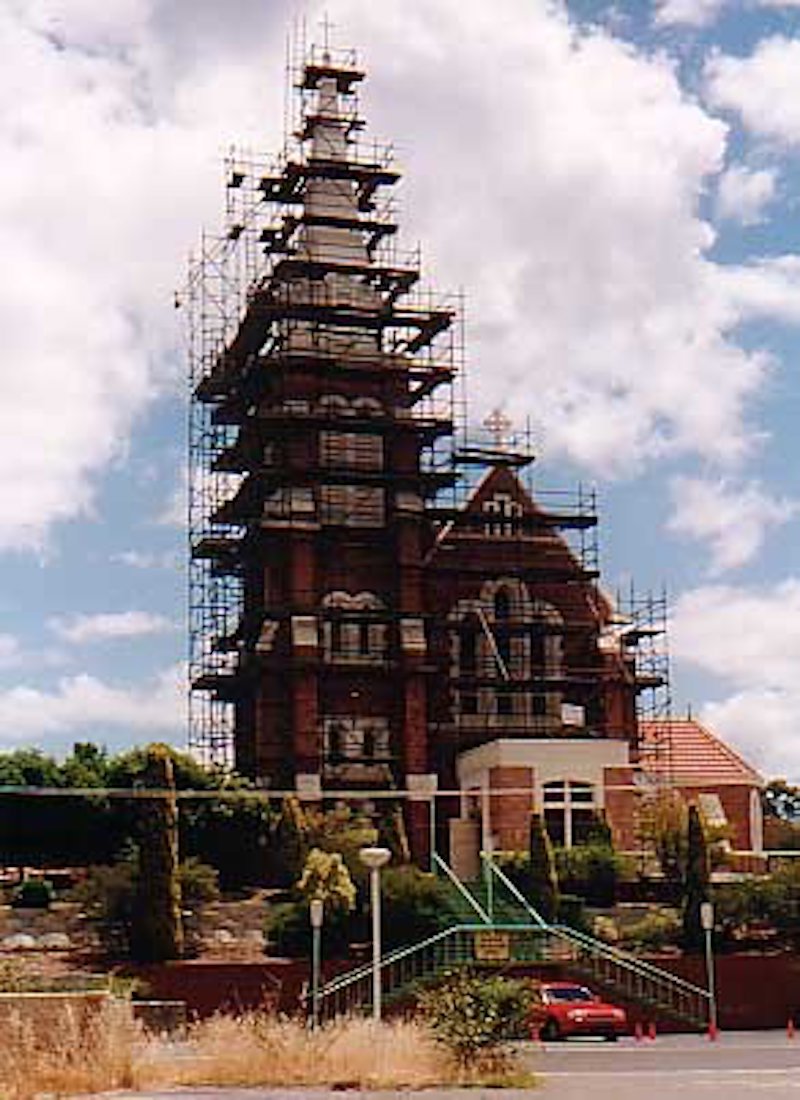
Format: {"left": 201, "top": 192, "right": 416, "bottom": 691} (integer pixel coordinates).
{"left": 297, "top": 849, "right": 356, "bottom": 914}
{"left": 419, "top": 970, "right": 533, "bottom": 1067}
{"left": 11, "top": 879, "right": 53, "bottom": 909}
{"left": 266, "top": 898, "right": 355, "bottom": 959}
{"left": 528, "top": 814, "right": 558, "bottom": 922}
{"left": 556, "top": 893, "right": 588, "bottom": 931}
{"left": 555, "top": 843, "right": 623, "bottom": 907}
{"left": 381, "top": 866, "right": 459, "bottom": 950}
{"left": 266, "top": 848, "right": 359, "bottom": 959}
{"left": 618, "top": 908, "right": 681, "bottom": 951}
{"left": 74, "top": 850, "right": 219, "bottom": 958}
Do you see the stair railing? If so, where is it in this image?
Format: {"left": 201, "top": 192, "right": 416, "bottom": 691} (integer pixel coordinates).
{"left": 483, "top": 854, "right": 710, "bottom": 1025}
{"left": 432, "top": 851, "right": 490, "bottom": 923}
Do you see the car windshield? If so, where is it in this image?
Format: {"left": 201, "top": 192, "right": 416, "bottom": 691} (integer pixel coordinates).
{"left": 543, "top": 986, "right": 595, "bottom": 1003}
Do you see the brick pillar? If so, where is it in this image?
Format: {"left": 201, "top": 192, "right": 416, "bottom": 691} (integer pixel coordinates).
{"left": 403, "top": 675, "right": 428, "bottom": 773}
{"left": 402, "top": 676, "right": 431, "bottom": 864}
{"left": 289, "top": 534, "right": 314, "bottom": 609}
{"left": 604, "top": 766, "right": 636, "bottom": 849}
{"left": 488, "top": 766, "right": 535, "bottom": 851}
{"left": 292, "top": 669, "right": 319, "bottom": 775}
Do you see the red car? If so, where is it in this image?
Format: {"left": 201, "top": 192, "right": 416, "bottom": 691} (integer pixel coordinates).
{"left": 530, "top": 981, "right": 628, "bottom": 1041}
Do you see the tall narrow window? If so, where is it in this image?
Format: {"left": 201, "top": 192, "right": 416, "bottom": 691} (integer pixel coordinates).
{"left": 542, "top": 781, "right": 597, "bottom": 848}
{"left": 461, "top": 626, "right": 478, "bottom": 674}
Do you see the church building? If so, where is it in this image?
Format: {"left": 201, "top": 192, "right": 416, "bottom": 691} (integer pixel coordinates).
{"left": 187, "top": 43, "right": 764, "bottom": 865}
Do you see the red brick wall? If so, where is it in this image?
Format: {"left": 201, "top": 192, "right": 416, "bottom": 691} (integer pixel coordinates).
{"left": 603, "top": 765, "right": 637, "bottom": 849}
{"left": 681, "top": 784, "right": 756, "bottom": 850}
{"left": 489, "top": 766, "right": 534, "bottom": 850}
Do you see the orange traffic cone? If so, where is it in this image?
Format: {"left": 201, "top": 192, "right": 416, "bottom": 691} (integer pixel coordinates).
{"left": 647, "top": 1021, "right": 657, "bottom": 1041}
{"left": 634, "top": 1021, "right": 643, "bottom": 1042}
{"left": 708, "top": 1022, "right": 719, "bottom": 1042}
{"left": 788, "top": 1018, "right": 795, "bottom": 1039}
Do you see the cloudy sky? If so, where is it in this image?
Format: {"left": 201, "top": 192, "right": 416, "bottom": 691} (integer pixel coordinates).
{"left": 1, "top": 0, "right": 799, "bottom": 779}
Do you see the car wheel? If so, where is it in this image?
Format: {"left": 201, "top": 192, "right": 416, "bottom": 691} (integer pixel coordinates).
{"left": 604, "top": 1033, "right": 619, "bottom": 1042}
{"left": 541, "top": 1019, "right": 561, "bottom": 1041}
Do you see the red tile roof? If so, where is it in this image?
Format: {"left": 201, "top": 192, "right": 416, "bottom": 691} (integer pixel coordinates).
{"left": 639, "top": 719, "right": 763, "bottom": 788}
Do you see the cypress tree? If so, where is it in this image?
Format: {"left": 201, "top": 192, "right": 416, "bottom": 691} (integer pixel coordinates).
{"left": 271, "top": 796, "right": 310, "bottom": 886}
{"left": 132, "top": 744, "right": 183, "bottom": 962}
{"left": 682, "top": 803, "right": 709, "bottom": 954}
{"left": 528, "top": 812, "right": 559, "bottom": 923}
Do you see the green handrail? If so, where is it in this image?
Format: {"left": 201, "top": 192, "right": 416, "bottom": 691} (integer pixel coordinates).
{"left": 481, "top": 854, "right": 548, "bottom": 928}
{"left": 484, "top": 854, "right": 710, "bottom": 1002}
{"left": 432, "top": 852, "right": 491, "bottom": 923}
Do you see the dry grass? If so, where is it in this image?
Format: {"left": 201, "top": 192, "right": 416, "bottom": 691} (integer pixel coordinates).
{"left": 0, "top": 1001, "right": 523, "bottom": 1097}
{"left": 0, "top": 1000, "right": 159, "bottom": 1099}
{"left": 172, "top": 1013, "right": 456, "bottom": 1089}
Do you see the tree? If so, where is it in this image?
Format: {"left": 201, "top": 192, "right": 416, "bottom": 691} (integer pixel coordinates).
{"left": 131, "top": 744, "right": 183, "bottom": 962}
{"left": 682, "top": 803, "right": 710, "bottom": 954}
{"left": 528, "top": 813, "right": 559, "bottom": 923}
{"left": 268, "top": 796, "right": 309, "bottom": 886}
{"left": 638, "top": 788, "right": 689, "bottom": 888}
{"left": 297, "top": 848, "right": 357, "bottom": 914}
{"left": 763, "top": 779, "right": 800, "bottom": 822}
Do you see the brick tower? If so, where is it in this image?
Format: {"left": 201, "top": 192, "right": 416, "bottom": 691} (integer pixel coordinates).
{"left": 188, "top": 44, "right": 456, "bottom": 852}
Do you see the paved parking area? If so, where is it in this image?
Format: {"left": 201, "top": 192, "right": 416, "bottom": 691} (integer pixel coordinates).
{"left": 118, "top": 1031, "right": 800, "bottom": 1099}
{"left": 528, "top": 1031, "right": 800, "bottom": 1097}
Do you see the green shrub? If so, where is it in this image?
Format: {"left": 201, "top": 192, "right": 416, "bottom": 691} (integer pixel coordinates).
{"left": 381, "top": 865, "right": 459, "bottom": 949}
{"left": 419, "top": 970, "right": 533, "bottom": 1067}
{"left": 74, "top": 850, "right": 219, "bottom": 958}
{"left": 528, "top": 814, "right": 559, "bottom": 922}
{"left": 556, "top": 893, "right": 587, "bottom": 931}
{"left": 297, "top": 848, "right": 356, "bottom": 914}
{"left": 555, "top": 843, "right": 623, "bottom": 907}
{"left": 11, "top": 879, "right": 53, "bottom": 909}
{"left": 265, "top": 898, "right": 355, "bottom": 959}
{"left": 618, "top": 908, "right": 681, "bottom": 951}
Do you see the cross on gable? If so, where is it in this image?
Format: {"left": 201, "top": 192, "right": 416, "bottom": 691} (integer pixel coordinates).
{"left": 483, "top": 408, "right": 513, "bottom": 449}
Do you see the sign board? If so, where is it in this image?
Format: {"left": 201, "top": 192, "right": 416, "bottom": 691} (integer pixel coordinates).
{"left": 474, "top": 931, "right": 511, "bottom": 962}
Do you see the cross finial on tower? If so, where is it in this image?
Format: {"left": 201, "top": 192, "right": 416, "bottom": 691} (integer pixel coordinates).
{"left": 483, "top": 408, "right": 513, "bottom": 450}
{"left": 319, "top": 12, "right": 335, "bottom": 59}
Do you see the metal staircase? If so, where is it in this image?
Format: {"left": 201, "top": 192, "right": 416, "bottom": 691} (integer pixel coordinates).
{"left": 315, "top": 853, "right": 711, "bottom": 1029}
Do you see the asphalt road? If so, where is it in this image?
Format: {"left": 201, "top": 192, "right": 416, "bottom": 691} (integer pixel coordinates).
{"left": 121, "top": 1031, "right": 800, "bottom": 1099}
{"left": 529, "top": 1031, "right": 800, "bottom": 1097}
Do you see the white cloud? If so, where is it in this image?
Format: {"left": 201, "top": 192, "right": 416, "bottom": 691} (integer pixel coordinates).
{"left": 319, "top": 0, "right": 800, "bottom": 474}
{"left": 0, "top": 1, "right": 283, "bottom": 553}
{"left": 705, "top": 36, "right": 800, "bottom": 147}
{"left": 668, "top": 476, "right": 799, "bottom": 573}
{"left": 112, "top": 549, "right": 180, "bottom": 569}
{"left": 716, "top": 164, "right": 777, "bottom": 225}
{"left": 49, "top": 610, "right": 173, "bottom": 644}
{"left": 672, "top": 581, "right": 800, "bottom": 778}
{"left": 702, "top": 688, "right": 799, "bottom": 781}
{"left": 656, "top": 0, "right": 800, "bottom": 25}
{"left": 0, "top": 635, "right": 23, "bottom": 670}
{"left": 654, "top": 0, "right": 727, "bottom": 27}
{"left": 0, "top": 663, "right": 185, "bottom": 747}
{"left": 157, "top": 466, "right": 188, "bottom": 528}
{"left": 1, "top": 0, "right": 799, "bottom": 553}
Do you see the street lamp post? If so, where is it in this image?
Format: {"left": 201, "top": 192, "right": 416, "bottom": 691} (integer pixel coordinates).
{"left": 309, "top": 897, "right": 324, "bottom": 1030}
{"left": 700, "top": 900, "right": 718, "bottom": 1036}
{"left": 358, "top": 845, "right": 391, "bottom": 1021}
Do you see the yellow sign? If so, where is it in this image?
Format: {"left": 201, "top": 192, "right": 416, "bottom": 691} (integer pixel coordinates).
{"left": 474, "top": 931, "right": 511, "bottom": 962}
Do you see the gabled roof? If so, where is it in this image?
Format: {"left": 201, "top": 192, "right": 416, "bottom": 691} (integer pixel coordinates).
{"left": 639, "top": 718, "right": 763, "bottom": 788}
{"left": 430, "top": 464, "right": 580, "bottom": 570}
